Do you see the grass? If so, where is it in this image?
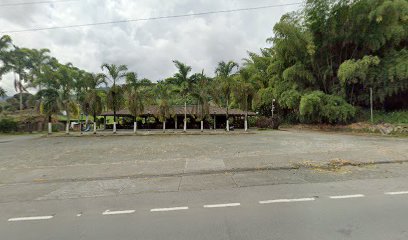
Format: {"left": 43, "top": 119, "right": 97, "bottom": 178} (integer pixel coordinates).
{"left": 356, "top": 110, "right": 408, "bottom": 124}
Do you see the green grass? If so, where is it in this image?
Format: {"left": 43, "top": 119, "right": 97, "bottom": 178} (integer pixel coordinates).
{"left": 356, "top": 110, "right": 408, "bottom": 124}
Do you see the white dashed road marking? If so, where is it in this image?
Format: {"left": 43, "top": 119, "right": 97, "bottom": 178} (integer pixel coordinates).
{"left": 385, "top": 191, "right": 408, "bottom": 195}
{"left": 329, "top": 194, "right": 365, "bottom": 199}
{"left": 150, "top": 207, "right": 189, "bottom": 212}
{"left": 204, "top": 203, "right": 241, "bottom": 208}
{"left": 259, "top": 197, "right": 315, "bottom": 204}
{"left": 102, "top": 210, "right": 135, "bottom": 215}
{"left": 8, "top": 216, "right": 54, "bottom": 222}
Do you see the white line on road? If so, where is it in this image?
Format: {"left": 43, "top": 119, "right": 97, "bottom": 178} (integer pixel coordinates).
{"left": 385, "top": 191, "right": 408, "bottom": 195}
{"left": 329, "top": 194, "right": 365, "bottom": 199}
{"left": 259, "top": 198, "right": 315, "bottom": 204}
{"left": 204, "top": 203, "right": 241, "bottom": 208}
{"left": 102, "top": 210, "right": 135, "bottom": 215}
{"left": 150, "top": 207, "right": 189, "bottom": 212}
{"left": 8, "top": 216, "right": 53, "bottom": 222}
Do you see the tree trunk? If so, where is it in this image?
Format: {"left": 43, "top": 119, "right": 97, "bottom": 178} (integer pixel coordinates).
{"left": 244, "top": 96, "right": 248, "bottom": 132}
{"left": 93, "top": 113, "right": 97, "bottom": 134}
{"left": 48, "top": 115, "right": 52, "bottom": 135}
{"left": 175, "top": 117, "right": 178, "bottom": 130}
{"left": 133, "top": 116, "right": 137, "bottom": 134}
{"left": 19, "top": 90, "right": 23, "bottom": 111}
{"left": 201, "top": 120, "right": 203, "bottom": 132}
{"left": 226, "top": 98, "right": 229, "bottom": 132}
{"left": 163, "top": 120, "right": 166, "bottom": 133}
{"left": 183, "top": 101, "right": 187, "bottom": 132}
{"left": 65, "top": 113, "right": 70, "bottom": 135}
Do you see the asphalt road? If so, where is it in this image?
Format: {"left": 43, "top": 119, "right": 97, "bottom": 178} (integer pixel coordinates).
{"left": 1, "top": 177, "right": 408, "bottom": 240}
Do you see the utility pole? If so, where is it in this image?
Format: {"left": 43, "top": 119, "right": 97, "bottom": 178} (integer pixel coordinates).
{"left": 370, "top": 88, "right": 373, "bottom": 123}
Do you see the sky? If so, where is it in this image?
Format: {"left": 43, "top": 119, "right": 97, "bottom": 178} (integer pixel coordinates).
{"left": 0, "top": 0, "right": 301, "bottom": 95}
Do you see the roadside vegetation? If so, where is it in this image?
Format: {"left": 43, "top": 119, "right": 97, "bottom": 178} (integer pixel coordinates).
{"left": 0, "top": 0, "right": 407, "bottom": 134}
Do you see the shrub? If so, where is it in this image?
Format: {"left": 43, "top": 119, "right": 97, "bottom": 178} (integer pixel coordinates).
{"left": 0, "top": 118, "right": 18, "bottom": 133}
{"left": 256, "top": 116, "right": 280, "bottom": 129}
{"left": 299, "top": 91, "right": 356, "bottom": 124}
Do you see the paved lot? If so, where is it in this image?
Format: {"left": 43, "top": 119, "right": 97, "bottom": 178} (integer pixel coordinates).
{"left": 0, "top": 130, "right": 407, "bottom": 184}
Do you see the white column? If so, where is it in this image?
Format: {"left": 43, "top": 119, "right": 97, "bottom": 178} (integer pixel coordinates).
{"left": 113, "top": 122, "right": 117, "bottom": 134}
{"left": 48, "top": 122, "right": 52, "bottom": 134}
{"left": 65, "top": 122, "right": 70, "bottom": 134}
{"left": 201, "top": 121, "right": 203, "bottom": 132}
{"left": 183, "top": 102, "right": 187, "bottom": 132}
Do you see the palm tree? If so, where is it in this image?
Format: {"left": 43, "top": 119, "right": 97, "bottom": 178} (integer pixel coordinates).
{"left": 169, "top": 60, "right": 195, "bottom": 132}
{"left": 155, "top": 82, "right": 173, "bottom": 133}
{"left": 83, "top": 73, "right": 107, "bottom": 134}
{"left": 191, "top": 71, "right": 212, "bottom": 132}
{"left": 233, "top": 68, "right": 257, "bottom": 131}
{"left": 3, "top": 47, "right": 31, "bottom": 111}
{"left": 0, "top": 35, "right": 12, "bottom": 95}
{"left": 214, "top": 60, "right": 239, "bottom": 131}
{"left": 37, "top": 88, "right": 61, "bottom": 134}
{"left": 57, "top": 64, "right": 78, "bottom": 134}
{"left": 101, "top": 63, "right": 127, "bottom": 133}
{"left": 125, "top": 72, "right": 147, "bottom": 133}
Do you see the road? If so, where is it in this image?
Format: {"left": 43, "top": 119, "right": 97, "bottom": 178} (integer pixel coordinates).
{"left": 1, "top": 176, "right": 408, "bottom": 240}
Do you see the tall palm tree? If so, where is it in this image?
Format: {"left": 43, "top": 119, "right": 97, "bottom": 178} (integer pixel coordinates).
{"left": 57, "top": 64, "right": 78, "bottom": 134}
{"left": 155, "top": 82, "right": 173, "bottom": 133}
{"left": 0, "top": 35, "right": 12, "bottom": 95}
{"left": 191, "top": 71, "right": 212, "bottom": 132}
{"left": 3, "top": 47, "right": 31, "bottom": 111}
{"left": 125, "top": 72, "right": 146, "bottom": 133}
{"left": 37, "top": 88, "right": 61, "bottom": 134}
{"left": 83, "top": 73, "right": 107, "bottom": 134}
{"left": 233, "top": 68, "right": 257, "bottom": 131}
{"left": 214, "top": 60, "right": 239, "bottom": 131}
{"left": 101, "top": 63, "right": 127, "bottom": 133}
{"left": 170, "top": 60, "right": 195, "bottom": 132}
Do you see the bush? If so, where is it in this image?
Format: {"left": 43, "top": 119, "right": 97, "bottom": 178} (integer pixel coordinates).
{"left": 255, "top": 116, "right": 280, "bottom": 129}
{"left": 299, "top": 91, "right": 356, "bottom": 124}
{"left": 0, "top": 118, "right": 18, "bottom": 133}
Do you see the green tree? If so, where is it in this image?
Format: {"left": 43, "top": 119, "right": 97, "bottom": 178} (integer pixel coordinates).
{"left": 169, "top": 60, "right": 195, "bottom": 132}
{"left": 83, "top": 73, "right": 107, "bottom": 133}
{"left": 125, "top": 72, "right": 149, "bottom": 133}
{"left": 191, "top": 71, "right": 212, "bottom": 132}
{"left": 154, "top": 81, "right": 174, "bottom": 132}
{"left": 101, "top": 63, "right": 127, "bottom": 133}
{"left": 233, "top": 68, "right": 257, "bottom": 131}
{"left": 214, "top": 60, "right": 239, "bottom": 131}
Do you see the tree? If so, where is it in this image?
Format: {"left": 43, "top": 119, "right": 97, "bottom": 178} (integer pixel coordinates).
{"left": 0, "top": 35, "right": 12, "bottom": 96}
{"left": 169, "top": 60, "right": 195, "bottom": 132}
{"left": 191, "top": 71, "right": 212, "bottom": 132}
{"left": 214, "top": 60, "right": 239, "bottom": 131}
{"left": 233, "top": 68, "right": 257, "bottom": 131}
{"left": 154, "top": 81, "right": 173, "bottom": 133}
{"left": 101, "top": 63, "right": 127, "bottom": 133}
{"left": 125, "top": 72, "right": 148, "bottom": 133}
{"left": 83, "top": 73, "right": 107, "bottom": 133}
{"left": 37, "top": 88, "right": 61, "bottom": 134}
{"left": 56, "top": 64, "right": 78, "bottom": 134}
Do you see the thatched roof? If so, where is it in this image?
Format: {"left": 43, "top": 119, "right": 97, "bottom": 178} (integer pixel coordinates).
{"left": 101, "top": 105, "right": 256, "bottom": 117}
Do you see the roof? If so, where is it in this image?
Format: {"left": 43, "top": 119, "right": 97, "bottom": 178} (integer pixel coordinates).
{"left": 101, "top": 105, "right": 256, "bottom": 117}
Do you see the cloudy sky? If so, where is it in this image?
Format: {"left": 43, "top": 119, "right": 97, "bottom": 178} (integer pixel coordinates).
{"left": 0, "top": 0, "right": 301, "bottom": 95}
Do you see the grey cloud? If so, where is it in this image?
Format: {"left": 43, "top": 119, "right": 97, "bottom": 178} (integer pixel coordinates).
{"left": 0, "top": 0, "right": 300, "bottom": 94}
